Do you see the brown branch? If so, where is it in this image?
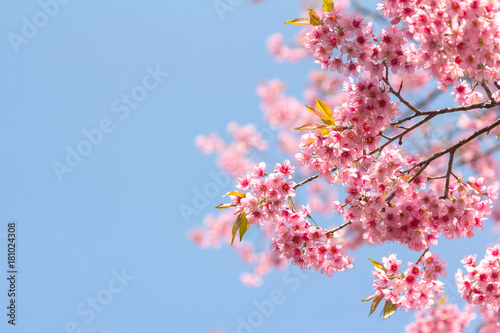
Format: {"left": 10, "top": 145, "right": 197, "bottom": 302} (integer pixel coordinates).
{"left": 415, "top": 248, "right": 430, "bottom": 265}
{"left": 326, "top": 221, "right": 352, "bottom": 235}
{"left": 293, "top": 174, "right": 319, "bottom": 189}
{"left": 427, "top": 175, "right": 447, "bottom": 180}
{"left": 382, "top": 77, "right": 422, "bottom": 115}
{"left": 413, "top": 118, "right": 500, "bottom": 170}
{"left": 407, "top": 161, "right": 430, "bottom": 184}
{"left": 373, "top": 115, "right": 436, "bottom": 154}
{"left": 392, "top": 100, "right": 499, "bottom": 126}
{"left": 482, "top": 81, "right": 494, "bottom": 102}
{"left": 443, "top": 151, "right": 455, "bottom": 199}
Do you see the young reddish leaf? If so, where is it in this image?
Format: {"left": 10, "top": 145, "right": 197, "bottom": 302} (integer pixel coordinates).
{"left": 369, "top": 295, "right": 383, "bottom": 317}
{"left": 231, "top": 212, "right": 247, "bottom": 245}
{"left": 308, "top": 8, "right": 322, "bottom": 26}
{"left": 382, "top": 300, "right": 397, "bottom": 319}
{"left": 215, "top": 203, "right": 233, "bottom": 209}
{"left": 369, "top": 258, "right": 387, "bottom": 272}
{"left": 224, "top": 191, "right": 246, "bottom": 198}
{"left": 284, "top": 18, "right": 311, "bottom": 25}
{"left": 323, "top": 0, "right": 334, "bottom": 12}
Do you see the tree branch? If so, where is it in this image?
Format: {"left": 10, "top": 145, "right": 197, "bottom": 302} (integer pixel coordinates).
{"left": 391, "top": 100, "right": 499, "bottom": 126}
{"left": 415, "top": 248, "right": 430, "bottom": 265}
{"left": 443, "top": 151, "right": 455, "bottom": 199}
{"left": 413, "top": 118, "right": 500, "bottom": 171}
{"left": 293, "top": 174, "right": 319, "bottom": 189}
{"left": 326, "top": 221, "right": 352, "bottom": 235}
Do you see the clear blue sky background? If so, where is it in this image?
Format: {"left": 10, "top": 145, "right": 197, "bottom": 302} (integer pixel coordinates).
{"left": 0, "top": 1, "right": 497, "bottom": 332}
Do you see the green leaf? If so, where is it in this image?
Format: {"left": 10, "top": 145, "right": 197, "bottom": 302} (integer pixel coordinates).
{"left": 382, "top": 300, "right": 397, "bottom": 319}
{"left": 231, "top": 212, "right": 248, "bottom": 245}
{"left": 369, "top": 258, "right": 388, "bottom": 272}
{"left": 323, "top": 0, "right": 334, "bottom": 12}
{"left": 224, "top": 191, "right": 246, "bottom": 198}
{"left": 369, "top": 295, "right": 383, "bottom": 317}
{"left": 215, "top": 203, "right": 233, "bottom": 209}
{"left": 284, "top": 18, "right": 311, "bottom": 26}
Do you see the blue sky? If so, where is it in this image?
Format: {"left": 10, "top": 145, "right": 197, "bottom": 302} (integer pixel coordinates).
{"left": 0, "top": 1, "right": 498, "bottom": 332}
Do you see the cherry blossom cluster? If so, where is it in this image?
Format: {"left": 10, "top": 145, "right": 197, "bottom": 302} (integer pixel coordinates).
{"left": 193, "top": 0, "right": 500, "bottom": 328}
{"left": 378, "top": 0, "right": 500, "bottom": 91}
{"left": 188, "top": 211, "right": 287, "bottom": 287}
{"left": 256, "top": 80, "right": 314, "bottom": 131}
{"left": 457, "top": 112, "right": 500, "bottom": 182}
{"left": 228, "top": 160, "right": 354, "bottom": 276}
{"left": 337, "top": 146, "right": 496, "bottom": 251}
{"left": 478, "top": 306, "right": 500, "bottom": 332}
{"left": 266, "top": 32, "right": 311, "bottom": 62}
{"left": 303, "top": 71, "right": 346, "bottom": 106}
{"left": 404, "top": 303, "right": 476, "bottom": 333}
{"left": 270, "top": 206, "right": 354, "bottom": 277}
{"left": 195, "top": 122, "right": 267, "bottom": 177}
{"left": 303, "top": 8, "right": 418, "bottom": 80}
{"left": 232, "top": 161, "right": 296, "bottom": 225}
{"left": 456, "top": 244, "right": 500, "bottom": 317}
{"left": 296, "top": 78, "right": 400, "bottom": 182}
{"left": 370, "top": 252, "right": 447, "bottom": 311}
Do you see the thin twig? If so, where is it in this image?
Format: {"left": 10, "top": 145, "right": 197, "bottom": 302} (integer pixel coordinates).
{"left": 293, "top": 174, "right": 319, "bottom": 189}
{"left": 373, "top": 115, "right": 435, "bottom": 154}
{"left": 482, "top": 81, "right": 494, "bottom": 102}
{"left": 391, "top": 100, "right": 498, "bottom": 126}
{"left": 412, "top": 118, "right": 500, "bottom": 170}
{"left": 326, "top": 221, "right": 352, "bottom": 235}
{"left": 443, "top": 151, "right": 455, "bottom": 198}
{"left": 415, "top": 248, "right": 430, "bottom": 265}
{"left": 382, "top": 77, "right": 422, "bottom": 114}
